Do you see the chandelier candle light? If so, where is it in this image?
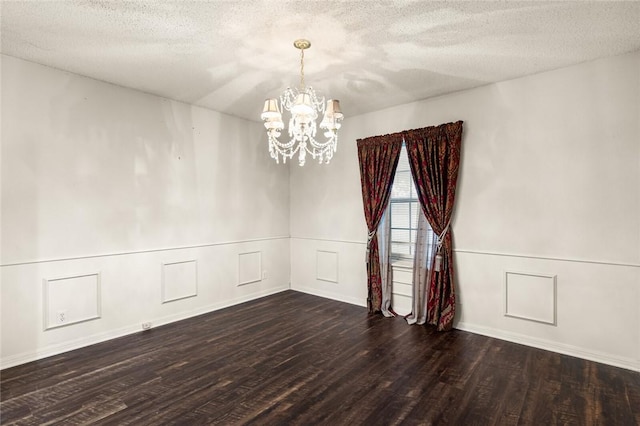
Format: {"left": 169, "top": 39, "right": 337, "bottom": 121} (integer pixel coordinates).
{"left": 261, "top": 39, "right": 343, "bottom": 166}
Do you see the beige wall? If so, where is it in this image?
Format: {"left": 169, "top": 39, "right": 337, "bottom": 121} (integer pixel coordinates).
{"left": 290, "top": 50, "right": 640, "bottom": 371}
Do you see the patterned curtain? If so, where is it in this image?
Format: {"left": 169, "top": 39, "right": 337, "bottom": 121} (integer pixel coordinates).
{"left": 356, "top": 134, "right": 403, "bottom": 312}
{"left": 403, "top": 121, "right": 463, "bottom": 331}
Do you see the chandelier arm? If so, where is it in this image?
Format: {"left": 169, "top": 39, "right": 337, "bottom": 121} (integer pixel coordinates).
{"left": 271, "top": 137, "right": 298, "bottom": 149}
{"left": 285, "top": 141, "right": 302, "bottom": 158}
{"left": 267, "top": 129, "right": 297, "bottom": 149}
{"left": 269, "top": 137, "right": 302, "bottom": 162}
{"left": 271, "top": 134, "right": 302, "bottom": 152}
{"left": 303, "top": 138, "right": 335, "bottom": 165}
{"left": 306, "top": 136, "right": 334, "bottom": 154}
{"left": 308, "top": 136, "right": 336, "bottom": 149}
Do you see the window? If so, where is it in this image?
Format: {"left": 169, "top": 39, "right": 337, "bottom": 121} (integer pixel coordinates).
{"left": 389, "top": 143, "right": 420, "bottom": 260}
{"left": 389, "top": 143, "right": 436, "bottom": 316}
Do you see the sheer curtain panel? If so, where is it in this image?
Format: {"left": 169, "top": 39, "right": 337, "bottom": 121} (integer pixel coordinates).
{"left": 356, "top": 134, "right": 403, "bottom": 312}
{"left": 405, "top": 207, "right": 436, "bottom": 325}
{"left": 377, "top": 208, "right": 395, "bottom": 317}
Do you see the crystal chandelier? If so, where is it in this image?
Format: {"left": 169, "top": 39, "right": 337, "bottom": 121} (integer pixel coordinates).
{"left": 261, "top": 39, "right": 343, "bottom": 166}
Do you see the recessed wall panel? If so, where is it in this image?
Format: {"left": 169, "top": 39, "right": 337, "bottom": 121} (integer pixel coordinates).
{"left": 238, "top": 251, "right": 262, "bottom": 286}
{"left": 162, "top": 260, "right": 198, "bottom": 303}
{"left": 504, "top": 271, "right": 557, "bottom": 325}
{"left": 44, "top": 273, "right": 101, "bottom": 329}
{"left": 316, "top": 250, "right": 338, "bottom": 283}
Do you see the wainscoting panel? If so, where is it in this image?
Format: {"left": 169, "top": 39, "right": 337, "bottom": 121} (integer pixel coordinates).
{"left": 290, "top": 238, "right": 367, "bottom": 307}
{"left": 1, "top": 238, "right": 290, "bottom": 369}
{"left": 504, "top": 271, "right": 556, "bottom": 325}
{"left": 44, "top": 273, "right": 101, "bottom": 330}
{"left": 454, "top": 250, "right": 639, "bottom": 371}
{"left": 162, "top": 260, "right": 198, "bottom": 303}
{"left": 316, "top": 250, "right": 338, "bottom": 283}
{"left": 238, "top": 251, "right": 262, "bottom": 286}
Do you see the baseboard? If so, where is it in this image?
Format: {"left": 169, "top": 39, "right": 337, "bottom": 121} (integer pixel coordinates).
{"left": 292, "top": 285, "right": 367, "bottom": 308}
{"left": 0, "top": 286, "right": 290, "bottom": 370}
{"left": 6, "top": 288, "right": 635, "bottom": 373}
{"left": 455, "top": 321, "right": 640, "bottom": 373}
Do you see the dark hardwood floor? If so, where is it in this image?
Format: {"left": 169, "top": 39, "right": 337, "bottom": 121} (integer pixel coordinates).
{"left": 1, "top": 290, "right": 639, "bottom": 425}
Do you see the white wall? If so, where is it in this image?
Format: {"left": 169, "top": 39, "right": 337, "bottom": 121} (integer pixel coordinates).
{"left": 3, "top": 51, "right": 639, "bottom": 372}
{"left": 0, "top": 55, "right": 291, "bottom": 368}
{"left": 290, "top": 50, "right": 640, "bottom": 371}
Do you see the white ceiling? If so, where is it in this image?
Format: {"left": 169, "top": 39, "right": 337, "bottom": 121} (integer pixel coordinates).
{"left": 2, "top": 1, "right": 640, "bottom": 122}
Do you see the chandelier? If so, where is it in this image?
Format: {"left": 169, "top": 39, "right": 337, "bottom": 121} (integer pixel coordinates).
{"left": 261, "top": 39, "right": 343, "bottom": 166}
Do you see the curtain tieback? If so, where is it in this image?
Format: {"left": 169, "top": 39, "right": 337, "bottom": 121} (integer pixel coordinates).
{"left": 434, "top": 218, "right": 452, "bottom": 272}
{"left": 365, "top": 230, "right": 376, "bottom": 263}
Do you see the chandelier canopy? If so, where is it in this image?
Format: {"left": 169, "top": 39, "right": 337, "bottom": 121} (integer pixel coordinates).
{"left": 261, "top": 39, "right": 343, "bottom": 166}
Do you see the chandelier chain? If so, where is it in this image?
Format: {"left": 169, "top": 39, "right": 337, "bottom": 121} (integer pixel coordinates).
{"left": 300, "top": 49, "right": 305, "bottom": 89}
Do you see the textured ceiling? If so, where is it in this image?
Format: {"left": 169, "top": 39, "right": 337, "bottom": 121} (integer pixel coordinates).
{"left": 2, "top": 1, "right": 640, "bottom": 121}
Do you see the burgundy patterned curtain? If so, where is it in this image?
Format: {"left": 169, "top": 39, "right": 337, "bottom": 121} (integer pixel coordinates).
{"left": 356, "top": 134, "right": 403, "bottom": 312}
{"left": 403, "top": 121, "right": 463, "bottom": 330}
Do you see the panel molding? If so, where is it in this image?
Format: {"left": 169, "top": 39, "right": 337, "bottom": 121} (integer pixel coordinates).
{"left": 9, "top": 238, "right": 637, "bottom": 268}
{"left": 2, "top": 236, "right": 289, "bottom": 267}
{"left": 161, "top": 260, "right": 198, "bottom": 303}
{"left": 455, "top": 248, "right": 640, "bottom": 268}
{"left": 293, "top": 236, "right": 366, "bottom": 246}
{"left": 504, "top": 271, "right": 557, "bottom": 326}
{"left": 238, "top": 251, "right": 262, "bottom": 286}
{"left": 316, "top": 250, "right": 339, "bottom": 283}
{"left": 43, "top": 272, "right": 101, "bottom": 330}
{"left": 291, "top": 238, "right": 640, "bottom": 268}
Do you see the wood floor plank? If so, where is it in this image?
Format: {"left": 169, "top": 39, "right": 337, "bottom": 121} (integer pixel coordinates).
{"left": 2, "top": 290, "right": 639, "bottom": 425}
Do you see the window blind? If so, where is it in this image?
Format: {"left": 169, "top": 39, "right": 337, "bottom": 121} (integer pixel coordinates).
{"left": 390, "top": 144, "right": 419, "bottom": 259}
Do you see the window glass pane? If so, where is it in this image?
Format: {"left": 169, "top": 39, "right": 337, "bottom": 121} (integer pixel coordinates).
{"left": 391, "top": 170, "right": 412, "bottom": 198}
{"left": 392, "top": 243, "right": 411, "bottom": 256}
{"left": 409, "top": 176, "right": 417, "bottom": 199}
{"left": 396, "top": 146, "right": 411, "bottom": 172}
{"left": 427, "top": 242, "right": 435, "bottom": 260}
{"left": 410, "top": 202, "right": 419, "bottom": 228}
{"left": 392, "top": 229, "right": 410, "bottom": 244}
{"left": 391, "top": 202, "right": 410, "bottom": 228}
{"left": 389, "top": 142, "right": 433, "bottom": 259}
{"left": 426, "top": 228, "right": 435, "bottom": 241}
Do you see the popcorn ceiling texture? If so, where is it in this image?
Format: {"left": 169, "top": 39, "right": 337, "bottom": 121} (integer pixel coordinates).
{"left": 1, "top": 1, "right": 640, "bottom": 120}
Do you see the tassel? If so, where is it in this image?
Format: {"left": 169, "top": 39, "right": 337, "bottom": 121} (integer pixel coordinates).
{"left": 434, "top": 254, "right": 442, "bottom": 272}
